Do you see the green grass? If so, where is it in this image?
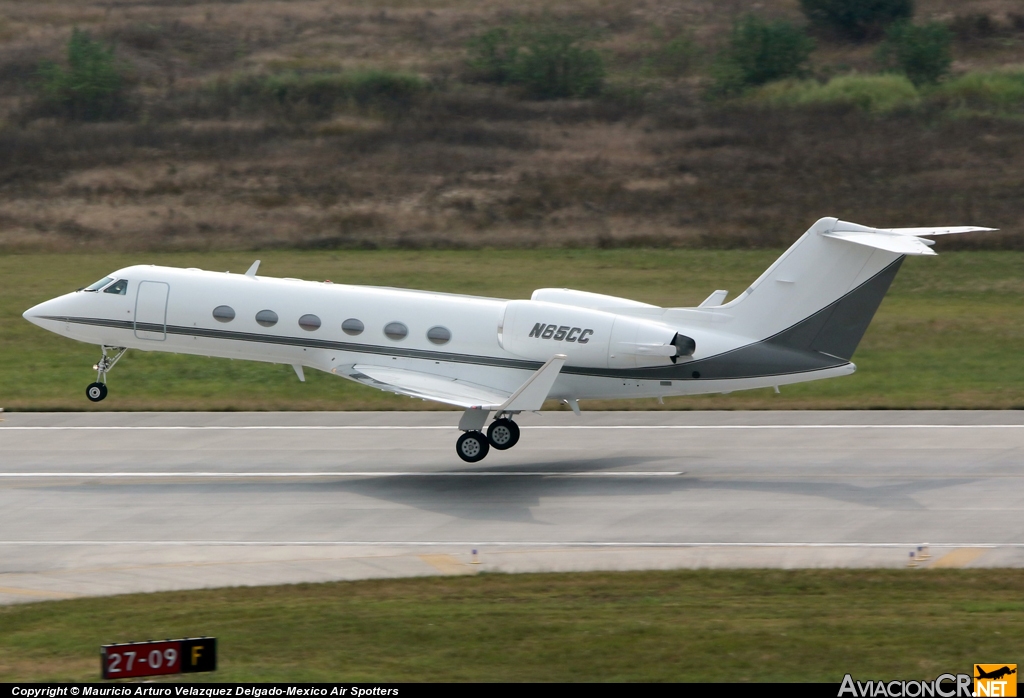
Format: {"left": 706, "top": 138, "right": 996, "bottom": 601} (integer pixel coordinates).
{"left": 750, "top": 70, "right": 1024, "bottom": 116}
{"left": 750, "top": 74, "right": 922, "bottom": 113}
{"left": 1, "top": 569, "right": 1022, "bottom": 681}
{"left": 3, "top": 249, "right": 1023, "bottom": 411}
{"left": 931, "top": 70, "right": 1024, "bottom": 115}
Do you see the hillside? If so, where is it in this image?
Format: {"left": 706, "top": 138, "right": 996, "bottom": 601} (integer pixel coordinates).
{"left": 0, "top": 0, "right": 1022, "bottom": 252}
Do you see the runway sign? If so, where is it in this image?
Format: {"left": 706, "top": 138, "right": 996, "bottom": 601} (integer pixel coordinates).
{"left": 101, "top": 637, "right": 216, "bottom": 679}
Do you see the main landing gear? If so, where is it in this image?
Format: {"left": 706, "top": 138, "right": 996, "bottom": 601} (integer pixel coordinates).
{"left": 86, "top": 346, "right": 127, "bottom": 403}
{"left": 456, "top": 431, "right": 489, "bottom": 463}
{"left": 487, "top": 418, "right": 520, "bottom": 450}
{"left": 455, "top": 416, "right": 521, "bottom": 463}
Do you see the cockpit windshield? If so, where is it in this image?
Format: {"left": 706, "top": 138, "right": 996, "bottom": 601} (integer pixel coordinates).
{"left": 84, "top": 277, "right": 114, "bottom": 292}
{"left": 104, "top": 279, "right": 128, "bottom": 295}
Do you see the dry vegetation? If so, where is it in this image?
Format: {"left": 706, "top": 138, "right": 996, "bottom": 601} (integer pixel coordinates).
{"left": 0, "top": 0, "right": 1023, "bottom": 252}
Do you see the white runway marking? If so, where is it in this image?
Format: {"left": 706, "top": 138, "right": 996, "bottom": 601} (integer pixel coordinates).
{"left": 0, "top": 541, "right": 1021, "bottom": 548}
{"left": 1, "top": 424, "right": 1022, "bottom": 431}
{"left": 0, "top": 471, "right": 686, "bottom": 478}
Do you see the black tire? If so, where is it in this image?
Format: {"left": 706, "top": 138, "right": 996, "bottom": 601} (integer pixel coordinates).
{"left": 86, "top": 382, "right": 107, "bottom": 402}
{"left": 487, "top": 418, "right": 520, "bottom": 450}
{"left": 456, "top": 431, "right": 490, "bottom": 463}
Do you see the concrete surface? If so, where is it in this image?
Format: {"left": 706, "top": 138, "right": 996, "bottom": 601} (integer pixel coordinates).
{"left": 1, "top": 410, "right": 1022, "bottom": 604}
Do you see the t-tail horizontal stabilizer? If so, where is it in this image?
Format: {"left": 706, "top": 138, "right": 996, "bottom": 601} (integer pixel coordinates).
{"left": 823, "top": 221, "right": 998, "bottom": 256}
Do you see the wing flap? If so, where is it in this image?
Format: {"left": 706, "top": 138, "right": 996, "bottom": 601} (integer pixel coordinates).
{"left": 349, "top": 365, "right": 510, "bottom": 409}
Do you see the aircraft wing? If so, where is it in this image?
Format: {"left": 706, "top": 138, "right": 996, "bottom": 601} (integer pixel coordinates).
{"left": 348, "top": 364, "right": 512, "bottom": 409}
{"left": 347, "top": 355, "right": 568, "bottom": 412}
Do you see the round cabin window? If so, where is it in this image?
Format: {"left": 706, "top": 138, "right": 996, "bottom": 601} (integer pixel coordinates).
{"left": 342, "top": 318, "right": 364, "bottom": 336}
{"left": 384, "top": 322, "right": 408, "bottom": 340}
{"left": 426, "top": 326, "right": 451, "bottom": 345}
{"left": 255, "top": 310, "right": 278, "bottom": 327}
{"left": 298, "top": 314, "right": 321, "bottom": 331}
{"left": 212, "top": 305, "right": 235, "bottom": 323}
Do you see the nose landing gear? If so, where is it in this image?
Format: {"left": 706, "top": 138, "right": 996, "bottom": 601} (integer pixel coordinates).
{"left": 86, "top": 382, "right": 108, "bottom": 402}
{"left": 86, "top": 346, "right": 127, "bottom": 403}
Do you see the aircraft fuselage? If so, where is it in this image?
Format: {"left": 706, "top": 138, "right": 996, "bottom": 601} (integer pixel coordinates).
{"left": 25, "top": 264, "right": 847, "bottom": 404}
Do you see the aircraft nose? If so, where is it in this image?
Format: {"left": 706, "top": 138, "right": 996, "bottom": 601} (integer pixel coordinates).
{"left": 23, "top": 298, "right": 62, "bottom": 328}
{"left": 23, "top": 303, "right": 43, "bottom": 326}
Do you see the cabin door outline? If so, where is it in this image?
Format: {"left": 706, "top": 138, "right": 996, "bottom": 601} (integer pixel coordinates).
{"left": 134, "top": 281, "right": 169, "bottom": 341}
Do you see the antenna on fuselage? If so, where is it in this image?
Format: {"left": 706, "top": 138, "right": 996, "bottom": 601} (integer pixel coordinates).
{"left": 245, "top": 260, "right": 261, "bottom": 278}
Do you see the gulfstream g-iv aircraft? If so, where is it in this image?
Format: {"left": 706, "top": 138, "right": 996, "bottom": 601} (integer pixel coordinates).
{"left": 23, "top": 217, "right": 992, "bottom": 462}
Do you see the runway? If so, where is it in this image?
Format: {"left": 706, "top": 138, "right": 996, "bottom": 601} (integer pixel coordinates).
{"left": 2, "top": 410, "right": 1023, "bottom": 604}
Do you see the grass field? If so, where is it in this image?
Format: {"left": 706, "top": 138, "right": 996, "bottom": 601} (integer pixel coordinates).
{"left": 1, "top": 569, "right": 1022, "bottom": 682}
{"left": 3, "top": 248, "right": 1023, "bottom": 411}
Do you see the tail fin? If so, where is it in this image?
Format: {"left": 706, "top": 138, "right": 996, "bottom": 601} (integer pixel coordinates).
{"left": 713, "top": 217, "right": 992, "bottom": 360}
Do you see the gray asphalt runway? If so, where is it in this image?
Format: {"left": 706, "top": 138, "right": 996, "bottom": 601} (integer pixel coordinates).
{"left": 2, "top": 410, "right": 1023, "bottom": 604}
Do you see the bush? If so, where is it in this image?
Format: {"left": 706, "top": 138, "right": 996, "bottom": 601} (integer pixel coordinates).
{"left": 799, "top": 0, "right": 915, "bottom": 41}
{"left": 751, "top": 70, "right": 1024, "bottom": 116}
{"left": 878, "top": 21, "right": 952, "bottom": 86}
{"left": 930, "top": 71, "right": 1024, "bottom": 113}
{"left": 514, "top": 29, "right": 605, "bottom": 99}
{"left": 37, "top": 28, "right": 128, "bottom": 120}
{"left": 709, "top": 15, "right": 815, "bottom": 97}
{"left": 948, "top": 13, "right": 1002, "bottom": 42}
{"left": 265, "top": 71, "right": 425, "bottom": 110}
{"left": 205, "top": 70, "right": 427, "bottom": 120}
{"left": 466, "top": 23, "right": 605, "bottom": 99}
{"left": 466, "top": 28, "right": 518, "bottom": 84}
{"left": 751, "top": 74, "right": 920, "bottom": 112}
{"left": 645, "top": 35, "right": 696, "bottom": 78}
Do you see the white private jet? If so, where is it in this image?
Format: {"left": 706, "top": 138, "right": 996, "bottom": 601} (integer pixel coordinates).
{"left": 23, "top": 217, "right": 992, "bottom": 462}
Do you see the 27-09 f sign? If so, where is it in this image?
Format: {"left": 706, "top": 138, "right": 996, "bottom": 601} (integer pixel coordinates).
{"left": 101, "top": 637, "right": 216, "bottom": 679}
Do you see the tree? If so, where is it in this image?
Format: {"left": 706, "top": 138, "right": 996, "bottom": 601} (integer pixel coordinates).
{"left": 710, "top": 15, "right": 815, "bottom": 96}
{"left": 800, "top": 0, "right": 915, "bottom": 41}
{"left": 38, "top": 28, "right": 126, "bottom": 120}
{"left": 878, "top": 21, "right": 952, "bottom": 86}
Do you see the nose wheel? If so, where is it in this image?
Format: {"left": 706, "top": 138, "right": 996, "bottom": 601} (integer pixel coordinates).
{"left": 86, "top": 382, "right": 108, "bottom": 402}
{"left": 86, "top": 346, "right": 127, "bottom": 403}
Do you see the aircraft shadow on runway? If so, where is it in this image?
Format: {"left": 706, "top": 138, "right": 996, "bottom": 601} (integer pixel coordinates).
{"left": 319, "top": 470, "right": 977, "bottom": 522}
{"left": 34, "top": 456, "right": 979, "bottom": 524}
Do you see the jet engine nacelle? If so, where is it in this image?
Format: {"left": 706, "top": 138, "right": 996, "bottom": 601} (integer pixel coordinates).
{"left": 499, "top": 300, "right": 694, "bottom": 369}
